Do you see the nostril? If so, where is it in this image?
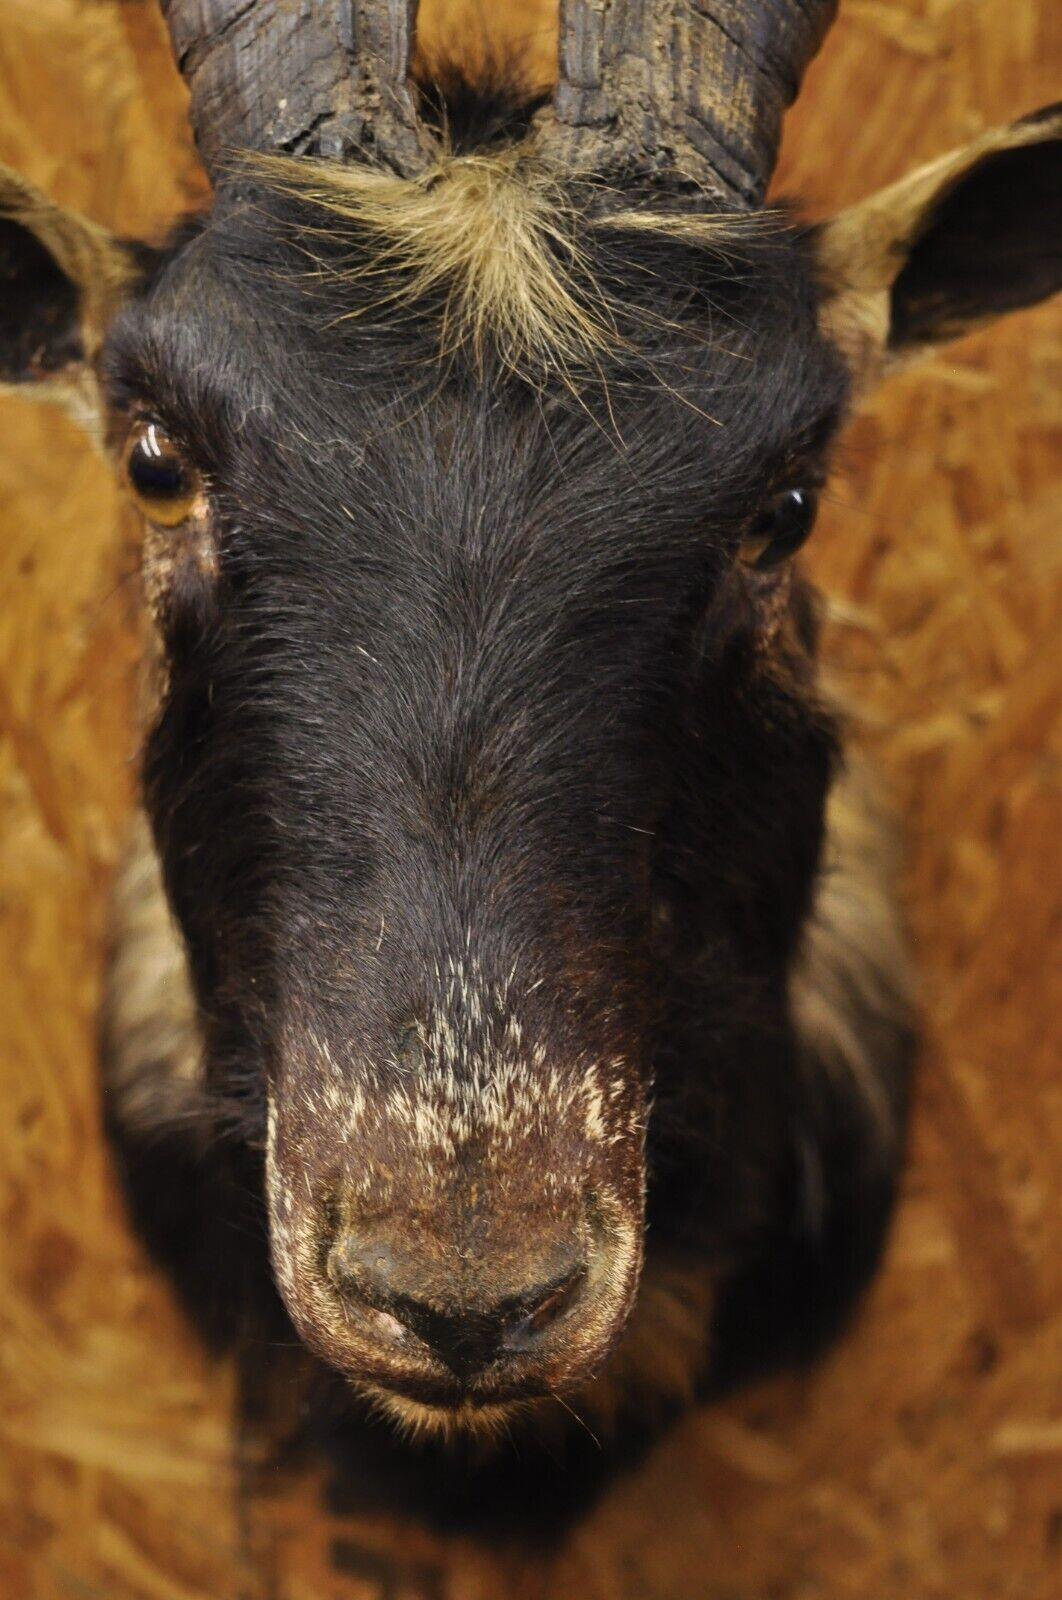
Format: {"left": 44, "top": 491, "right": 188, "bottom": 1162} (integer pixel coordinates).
{"left": 324, "top": 1227, "right": 592, "bottom": 1375}
{"left": 502, "top": 1266, "right": 586, "bottom": 1354}
{"left": 327, "top": 1234, "right": 418, "bottom": 1348}
{"left": 367, "top": 1306, "right": 409, "bottom": 1347}
{"left": 327, "top": 1232, "right": 395, "bottom": 1298}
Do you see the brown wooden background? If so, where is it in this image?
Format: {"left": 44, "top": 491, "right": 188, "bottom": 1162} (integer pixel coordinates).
{"left": 1, "top": 3, "right": 1059, "bottom": 1596}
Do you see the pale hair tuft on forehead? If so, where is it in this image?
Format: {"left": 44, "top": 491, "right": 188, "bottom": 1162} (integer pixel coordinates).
{"left": 245, "top": 140, "right": 769, "bottom": 378}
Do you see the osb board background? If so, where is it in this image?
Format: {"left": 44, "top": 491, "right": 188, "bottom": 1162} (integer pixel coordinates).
{"left": 0, "top": 1, "right": 1059, "bottom": 1595}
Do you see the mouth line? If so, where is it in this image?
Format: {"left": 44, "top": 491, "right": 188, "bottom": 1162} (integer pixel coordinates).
{"left": 356, "top": 1354, "right": 550, "bottom": 1410}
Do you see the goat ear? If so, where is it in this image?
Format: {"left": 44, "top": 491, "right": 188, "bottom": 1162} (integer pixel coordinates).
{"left": 815, "top": 104, "right": 1062, "bottom": 388}
{"left": 1, "top": 166, "right": 144, "bottom": 432}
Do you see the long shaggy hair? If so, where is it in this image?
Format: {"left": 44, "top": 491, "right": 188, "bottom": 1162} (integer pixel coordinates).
{"left": 245, "top": 140, "right": 769, "bottom": 377}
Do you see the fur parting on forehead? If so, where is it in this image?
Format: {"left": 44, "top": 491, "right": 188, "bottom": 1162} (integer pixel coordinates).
{"left": 245, "top": 140, "right": 772, "bottom": 376}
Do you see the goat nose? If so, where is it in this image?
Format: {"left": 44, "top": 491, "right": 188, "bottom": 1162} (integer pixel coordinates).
{"left": 327, "top": 1231, "right": 587, "bottom": 1380}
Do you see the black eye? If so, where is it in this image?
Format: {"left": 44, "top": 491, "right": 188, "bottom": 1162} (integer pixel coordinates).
{"left": 124, "top": 422, "right": 201, "bottom": 526}
{"left": 740, "top": 487, "right": 819, "bottom": 570}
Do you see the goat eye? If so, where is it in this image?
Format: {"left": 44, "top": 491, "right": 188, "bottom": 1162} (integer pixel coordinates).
{"left": 124, "top": 423, "right": 201, "bottom": 526}
{"left": 740, "top": 487, "right": 818, "bottom": 570}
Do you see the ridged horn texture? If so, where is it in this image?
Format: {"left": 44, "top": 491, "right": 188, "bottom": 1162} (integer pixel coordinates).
{"left": 538, "top": 0, "right": 839, "bottom": 208}
{"left": 160, "top": 0, "right": 425, "bottom": 177}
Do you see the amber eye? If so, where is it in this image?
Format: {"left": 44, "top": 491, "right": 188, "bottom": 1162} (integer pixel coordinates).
{"left": 124, "top": 423, "right": 201, "bottom": 526}
{"left": 740, "top": 487, "right": 819, "bottom": 570}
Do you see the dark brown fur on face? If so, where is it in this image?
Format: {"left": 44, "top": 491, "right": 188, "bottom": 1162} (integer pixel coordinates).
{"left": 91, "top": 103, "right": 914, "bottom": 1488}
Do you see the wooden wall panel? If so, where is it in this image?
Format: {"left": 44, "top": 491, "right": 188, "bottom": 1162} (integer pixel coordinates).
{"left": 0, "top": 3, "right": 1058, "bottom": 1596}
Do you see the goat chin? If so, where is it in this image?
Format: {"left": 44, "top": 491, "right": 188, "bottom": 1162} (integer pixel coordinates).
{"left": 360, "top": 1383, "right": 537, "bottom": 1446}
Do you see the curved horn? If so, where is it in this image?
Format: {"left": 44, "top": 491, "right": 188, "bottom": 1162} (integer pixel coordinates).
{"left": 538, "top": 0, "right": 838, "bottom": 208}
{"left": 160, "top": 0, "right": 425, "bottom": 178}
